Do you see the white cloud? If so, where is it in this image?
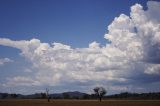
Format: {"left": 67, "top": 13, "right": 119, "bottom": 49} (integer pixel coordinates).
{"left": 3, "top": 76, "right": 41, "bottom": 87}
{"left": 89, "top": 41, "right": 100, "bottom": 49}
{"left": 144, "top": 64, "right": 160, "bottom": 75}
{"left": 0, "top": 1, "right": 160, "bottom": 93}
{"left": 52, "top": 42, "right": 71, "bottom": 50}
{"left": 24, "top": 68, "right": 32, "bottom": 73}
{"left": 0, "top": 58, "right": 14, "bottom": 66}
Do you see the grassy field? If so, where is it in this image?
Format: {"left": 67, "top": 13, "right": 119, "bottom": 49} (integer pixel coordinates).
{"left": 0, "top": 99, "right": 160, "bottom": 106}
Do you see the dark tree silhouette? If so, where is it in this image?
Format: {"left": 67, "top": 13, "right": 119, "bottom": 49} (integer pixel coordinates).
{"left": 46, "top": 88, "right": 50, "bottom": 102}
{"left": 93, "top": 87, "right": 106, "bottom": 102}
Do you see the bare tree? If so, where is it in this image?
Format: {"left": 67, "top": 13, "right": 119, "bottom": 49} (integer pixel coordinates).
{"left": 46, "top": 88, "right": 50, "bottom": 102}
{"left": 93, "top": 87, "right": 106, "bottom": 102}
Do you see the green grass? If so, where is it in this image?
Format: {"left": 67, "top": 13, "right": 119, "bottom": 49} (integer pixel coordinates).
{"left": 0, "top": 99, "right": 160, "bottom": 106}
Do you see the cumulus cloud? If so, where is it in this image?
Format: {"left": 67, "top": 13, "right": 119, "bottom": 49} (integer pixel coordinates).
{"left": 3, "top": 76, "right": 41, "bottom": 87}
{"left": 0, "top": 1, "right": 160, "bottom": 93}
{"left": 0, "top": 58, "right": 14, "bottom": 66}
{"left": 144, "top": 64, "right": 160, "bottom": 75}
{"left": 24, "top": 68, "right": 32, "bottom": 73}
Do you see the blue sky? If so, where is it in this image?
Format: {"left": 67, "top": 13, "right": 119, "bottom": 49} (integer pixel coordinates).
{"left": 0, "top": 0, "right": 160, "bottom": 94}
{"left": 0, "top": 0, "right": 148, "bottom": 47}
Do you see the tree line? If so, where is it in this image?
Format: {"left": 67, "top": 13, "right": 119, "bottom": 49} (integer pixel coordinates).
{"left": 1, "top": 87, "right": 160, "bottom": 101}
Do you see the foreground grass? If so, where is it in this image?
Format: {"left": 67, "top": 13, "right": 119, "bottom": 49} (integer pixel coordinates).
{"left": 0, "top": 99, "right": 160, "bottom": 106}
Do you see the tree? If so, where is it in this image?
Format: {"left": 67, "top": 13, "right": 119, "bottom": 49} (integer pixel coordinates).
{"left": 46, "top": 88, "right": 51, "bottom": 102}
{"left": 93, "top": 87, "right": 106, "bottom": 102}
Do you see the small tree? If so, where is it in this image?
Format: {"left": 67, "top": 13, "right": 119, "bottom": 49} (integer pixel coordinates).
{"left": 93, "top": 87, "right": 106, "bottom": 102}
{"left": 46, "top": 88, "right": 50, "bottom": 102}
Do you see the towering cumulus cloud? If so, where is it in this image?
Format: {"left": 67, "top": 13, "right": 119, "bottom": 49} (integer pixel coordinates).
{"left": 0, "top": 1, "right": 160, "bottom": 93}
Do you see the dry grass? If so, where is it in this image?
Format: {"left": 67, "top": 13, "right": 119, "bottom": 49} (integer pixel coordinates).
{"left": 0, "top": 99, "right": 160, "bottom": 106}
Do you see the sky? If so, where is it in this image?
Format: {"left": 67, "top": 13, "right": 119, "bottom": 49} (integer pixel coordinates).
{"left": 0, "top": 0, "right": 160, "bottom": 95}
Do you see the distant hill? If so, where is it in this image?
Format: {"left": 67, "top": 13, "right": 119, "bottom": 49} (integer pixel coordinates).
{"left": 105, "top": 92, "right": 160, "bottom": 100}
{"left": 0, "top": 91, "right": 87, "bottom": 99}
{"left": 63, "top": 91, "right": 86, "bottom": 98}
{"left": 51, "top": 91, "right": 87, "bottom": 99}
